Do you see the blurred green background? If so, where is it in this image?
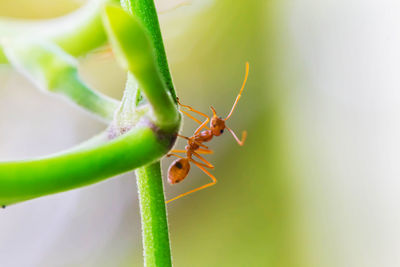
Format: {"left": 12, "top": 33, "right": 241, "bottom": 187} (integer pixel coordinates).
{"left": 1, "top": 0, "right": 398, "bottom": 266}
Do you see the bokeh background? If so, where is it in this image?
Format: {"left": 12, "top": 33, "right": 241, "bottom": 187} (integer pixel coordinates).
{"left": 1, "top": 0, "right": 399, "bottom": 266}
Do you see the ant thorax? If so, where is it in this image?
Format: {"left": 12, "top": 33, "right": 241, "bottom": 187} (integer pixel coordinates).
{"left": 185, "top": 141, "right": 199, "bottom": 157}
{"left": 185, "top": 138, "right": 202, "bottom": 158}
{"left": 195, "top": 130, "right": 213, "bottom": 143}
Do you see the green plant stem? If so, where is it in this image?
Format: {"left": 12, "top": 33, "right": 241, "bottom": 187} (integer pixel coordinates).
{"left": 102, "top": 6, "right": 178, "bottom": 129}
{"left": 121, "top": 0, "right": 175, "bottom": 99}
{"left": 0, "top": 0, "right": 119, "bottom": 64}
{"left": 117, "top": 1, "right": 176, "bottom": 266}
{"left": 3, "top": 39, "right": 119, "bottom": 121}
{"left": 0, "top": 125, "right": 174, "bottom": 206}
{"left": 56, "top": 73, "right": 118, "bottom": 121}
{"left": 136, "top": 162, "right": 172, "bottom": 267}
{"left": 52, "top": 0, "right": 120, "bottom": 57}
{"left": 0, "top": 13, "right": 171, "bottom": 203}
{"left": 0, "top": 0, "right": 181, "bottom": 207}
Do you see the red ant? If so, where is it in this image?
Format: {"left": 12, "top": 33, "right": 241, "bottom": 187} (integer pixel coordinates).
{"left": 166, "top": 62, "right": 249, "bottom": 203}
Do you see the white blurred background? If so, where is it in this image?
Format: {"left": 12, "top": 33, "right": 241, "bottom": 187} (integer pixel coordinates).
{"left": 287, "top": 1, "right": 400, "bottom": 266}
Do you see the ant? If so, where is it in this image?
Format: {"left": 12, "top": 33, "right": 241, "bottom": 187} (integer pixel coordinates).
{"left": 166, "top": 62, "right": 249, "bottom": 203}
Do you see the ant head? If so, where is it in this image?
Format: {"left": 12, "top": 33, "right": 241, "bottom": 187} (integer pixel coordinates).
{"left": 210, "top": 106, "right": 226, "bottom": 136}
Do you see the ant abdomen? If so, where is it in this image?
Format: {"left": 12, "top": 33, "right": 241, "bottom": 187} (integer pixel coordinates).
{"left": 168, "top": 158, "right": 191, "bottom": 184}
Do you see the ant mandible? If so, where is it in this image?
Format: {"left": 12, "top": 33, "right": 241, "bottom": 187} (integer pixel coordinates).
{"left": 166, "top": 62, "right": 249, "bottom": 203}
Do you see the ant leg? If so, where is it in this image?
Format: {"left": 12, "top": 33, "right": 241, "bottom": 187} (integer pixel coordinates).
{"left": 175, "top": 135, "right": 209, "bottom": 149}
{"left": 189, "top": 159, "right": 210, "bottom": 169}
{"left": 226, "top": 127, "right": 247, "bottom": 146}
{"left": 177, "top": 134, "right": 190, "bottom": 140}
{"left": 176, "top": 135, "right": 209, "bottom": 148}
{"left": 177, "top": 98, "right": 201, "bottom": 111}
{"left": 194, "top": 118, "right": 209, "bottom": 135}
{"left": 166, "top": 153, "right": 185, "bottom": 159}
{"left": 196, "top": 148, "right": 213, "bottom": 154}
{"left": 193, "top": 152, "right": 214, "bottom": 168}
{"left": 177, "top": 98, "right": 209, "bottom": 119}
{"left": 170, "top": 150, "right": 187, "bottom": 154}
{"left": 180, "top": 109, "right": 210, "bottom": 130}
{"left": 196, "top": 142, "right": 209, "bottom": 149}
{"left": 177, "top": 133, "right": 209, "bottom": 149}
{"left": 170, "top": 147, "right": 211, "bottom": 155}
{"left": 181, "top": 109, "right": 202, "bottom": 125}
{"left": 177, "top": 98, "right": 210, "bottom": 133}
{"left": 176, "top": 97, "right": 210, "bottom": 122}
{"left": 165, "top": 159, "right": 217, "bottom": 204}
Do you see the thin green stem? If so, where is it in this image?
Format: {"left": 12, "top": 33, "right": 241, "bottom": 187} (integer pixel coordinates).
{"left": 3, "top": 39, "right": 119, "bottom": 121}
{"left": 52, "top": 0, "right": 119, "bottom": 57}
{"left": 121, "top": 0, "right": 176, "bottom": 99}
{"left": 136, "top": 162, "right": 172, "bottom": 267}
{"left": 0, "top": 0, "right": 118, "bottom": 64}
{"left": 56, "top": 73, "right": 119, "bottom": 121}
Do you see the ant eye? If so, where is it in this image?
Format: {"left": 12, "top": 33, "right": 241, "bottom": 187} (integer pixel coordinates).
{"left": 220, "top": 129, "right": 224, "bottom": 134}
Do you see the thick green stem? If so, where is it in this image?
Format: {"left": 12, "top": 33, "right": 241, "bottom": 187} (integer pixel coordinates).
{"left": 136, "top": 162, "right": 172, "bottom": 267}
{"left": 0, "top": 126, "right": 174, "bottom": 206}
{"left": 116, "top": 1, "right": 175, "bottom": 266}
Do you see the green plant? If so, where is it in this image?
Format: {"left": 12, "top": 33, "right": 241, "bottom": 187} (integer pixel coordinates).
{"left": 0, "top": 0, "right": 178, "bottom": 266}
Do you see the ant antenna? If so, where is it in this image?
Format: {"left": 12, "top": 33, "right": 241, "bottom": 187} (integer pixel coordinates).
{"left": 210, "top": 106, "right": 217, "bottom": 117}
{"left": 227, "top": 127, "right": 247, "bottom": 146}
{"left": 225, "top": 62, "right": 249, "bottom": 121}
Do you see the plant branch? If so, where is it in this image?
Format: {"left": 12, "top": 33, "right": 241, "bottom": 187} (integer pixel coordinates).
{"left": 0, "top": 125, "right": 174, "bottom": 206}
{"left": 52, "top": 0, "right": 120, "bottom": 57}
{"left": 102, "top": 6, "right": 179, "bottom": 130}
{"left": 136, "top": 162, "right": 172, "bottom": 267}
{"left": 0, "top": 0, "right": 118, "bottom": 64}
{"left": 3, "top": 40, "right": 119, "bottom": 121}
{"left": 121, "top": 0, "right": 176, "bottom": 99}
{"left": 114, "top": 1, "right": 177, "bottom": 266}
